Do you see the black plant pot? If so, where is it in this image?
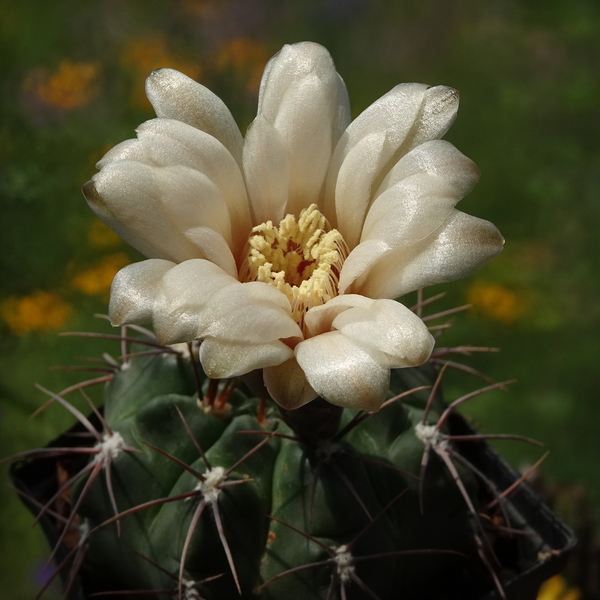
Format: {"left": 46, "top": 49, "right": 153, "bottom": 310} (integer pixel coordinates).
{"left": 11, "top": 410, "right": 576, "bottom": 600}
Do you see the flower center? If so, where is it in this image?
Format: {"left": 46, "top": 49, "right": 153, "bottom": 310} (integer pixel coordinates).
{"left": 242, "top": 204, "right": 347, "bottom": 333}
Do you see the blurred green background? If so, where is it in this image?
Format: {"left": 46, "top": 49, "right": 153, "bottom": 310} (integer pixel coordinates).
{"left": 1, "top": 0, "right": 599, "bottom": 598}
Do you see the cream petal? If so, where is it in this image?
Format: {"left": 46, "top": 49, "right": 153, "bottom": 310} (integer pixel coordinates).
{"left": 263, "top": 358, "right": 318, "bottom": 410}
{"left": 272, "top": 73, "right": 338, "bottom": 216}
{"left": 154, "top": 165, "right": 232, "bottom": 244}
{"left": 258, "top": 42, "right": 347, "bottom": 128}
{"left": 96, "top": 138, "right": 151, "bottom": 169}
{"left": 338, "top": 239, "right": 391, "bottom": 295}
{"left": 242, "top": 115, "right": 290, "bottom": 225}
{"left": 153, "top": 259, "right": 300, "bottom": 345}
{"left": 325, "top": 84, "right": 459, "bottom": 231}
{"left": 333, "top": 130, "right": 390, "bottom": 247}
{"left": 360, "top": 173, "right": 462, "bottom": 248}
{"left": 405, "top": 85, "right": 459, "bottom": 148}
{"left": 200, "top": 282, "right": 301, "bottom": 343}
{"left": 145, "top": 68, "right": 244, "bottom": 166}
{"left": 375, "top": 139, "right": 480, "bottom": 199}
{"left": 109, "top": 259, "right": 175, "bottom": 326}
{"left": 304, "top": 294, "right": 375, "bottom": 337}
{"left": 152, "top": 259, "right": 237, "bottom": 344}
{"left": 243, "top": 281, "right": 294, "bottom": 313}
{"left": 257, "top": 42, "right": 349, "bottom": 216}
{"left": 295, "top": 331, "right": 390, "bottom": 411}
{"left": 325, "top": 82, "right": 429, "bottom": 226}
{"left": 181, "top": 227, "right": 238, "bottom": 277}
{"left": 83, "top": 161, "right": 203, "bottom": 263}
{"left": 136, "top": 118, "right": 251, "bottom": 256}
{"left": 199, "top": 338, "right": 294, "bottom": 378}
{"left": 332, "top": 299, "right": 434, "bottom": 368}
{"left": 358, "top": 210, "right": 505, "bottom": 299}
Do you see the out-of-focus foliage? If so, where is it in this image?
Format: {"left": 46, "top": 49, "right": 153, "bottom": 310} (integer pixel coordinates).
{"left": 1, "top": 0, "right": 599, "bottom": 597}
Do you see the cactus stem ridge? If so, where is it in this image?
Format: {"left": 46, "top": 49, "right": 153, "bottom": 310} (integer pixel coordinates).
{"left": 264, "top": 489, "right": 459, "bottom": 599}
{"left": 130, "top": 420, "right": 275, "bottom": 597}
{"left": 14, "top": 386, "right": 138, "bottom": 547}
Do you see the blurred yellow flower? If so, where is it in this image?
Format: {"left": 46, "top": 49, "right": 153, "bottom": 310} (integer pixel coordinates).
{"left": 216, "top": 38, "right": 269, "bottom": 94}
{"left": 87, "top": 219, "right": 122, "bottom": 249}
{"left": 121, "top": 36, "right": 202, "bottom": 108}
{"left": 466, "top": 281, "right": 526, "bottom": 323}
{"left": 25, "top": 61, "right": 100, "bottom": 110}
{"left": 72, "top": 253, "right": 130, "bottom": 296}
{"left": 1, "top": 291, "right": 72, "bottom": 335}
{"left": 537, "top": 575, "right": 581, "bottom": 600}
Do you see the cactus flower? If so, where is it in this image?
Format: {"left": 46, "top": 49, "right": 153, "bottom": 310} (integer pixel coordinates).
{"left": 83, "top": 42, "right": 503, "bottom": 411}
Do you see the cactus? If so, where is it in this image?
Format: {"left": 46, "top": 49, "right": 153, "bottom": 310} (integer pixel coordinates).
{"left": 9, "top": 317, "right": 550, "bottom": 600}
{"left": 7, "top": 40, "right": 571, "bottom": 600}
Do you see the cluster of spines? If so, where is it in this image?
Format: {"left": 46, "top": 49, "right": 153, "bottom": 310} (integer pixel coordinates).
{"left": 4, "top": 295, "right": 547, "bottom": 600}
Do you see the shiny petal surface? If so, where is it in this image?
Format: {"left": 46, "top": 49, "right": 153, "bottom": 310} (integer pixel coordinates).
{"left": 304, "top": 294, "right": 375, "bottom": 337}
{"left": 263, "top": 358, "right": 318, "bottom": 409}
{"left": 199, "top": 338, "right": 294, "bottom": 378}
{"left": 109, "top": 259, "right": 175, "bottom": 326}
{"left": 332, "top": 299, "right": 435, "bottom": 368}
{"left": 96, "top": 138, "right": 151, "bottom": 169}
{"left": 333, "top": 130, "right": 390, "bottom": 247}
{"left": 136, "top": 118, "right": 251, "bottom": 254}
{"left": 242, "top": 115, "right": 290, "bottom": 224}
{"left": 199, "top": 282, "right": 301, "bottom": 343}
{"left": 375, "top": 139, "right": 480, "bottom": 199}
{"left": 295, "top": 331, "right": 390, "bottom": 411}
{"left": 358, "top": 210, "right": 505, "bottom": 299}
{"left": 152, "top": 259, "right": 236, "bottom": 344}
{"left": 256, "top": 42, "right": 350, "bottom": 216}
{"left": 360, "top": 173, "right": 462, "bottom": 248}
{"left": 145, "top": 68, "right": 244, "bottom": 166}
{"left": 325, "top": 84, "right": 459, "bottom": 231}
{"left": 83, "top": 161, "right": 203, "bottom": 263}
{"left": 338, "top": 239, "right": 391, "bottom": 295}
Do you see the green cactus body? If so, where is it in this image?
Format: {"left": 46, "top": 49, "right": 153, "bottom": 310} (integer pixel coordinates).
{"left": 65, "top": 342, "right": 488, "bottom": 600}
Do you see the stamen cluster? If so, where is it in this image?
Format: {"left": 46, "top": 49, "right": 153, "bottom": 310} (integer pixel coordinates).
{"left": 243, "top": 204, "right": 347, "bottom": 332}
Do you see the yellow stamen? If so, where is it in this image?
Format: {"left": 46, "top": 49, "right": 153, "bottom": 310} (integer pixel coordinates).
{"left": 241, "top": 204, "right": 347, "bottom": 333}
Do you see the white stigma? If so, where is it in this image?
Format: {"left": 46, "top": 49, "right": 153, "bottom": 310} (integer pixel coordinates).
{"left": 334, "top": 544, "right": 355, "bottom": 582}
{"left": 92, "top": 431, "right": 126, "bottom": 464}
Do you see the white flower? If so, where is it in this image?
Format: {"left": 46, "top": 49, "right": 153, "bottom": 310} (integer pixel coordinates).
{"left": 83, "top": 42, "right": 503, "bottom": 412}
